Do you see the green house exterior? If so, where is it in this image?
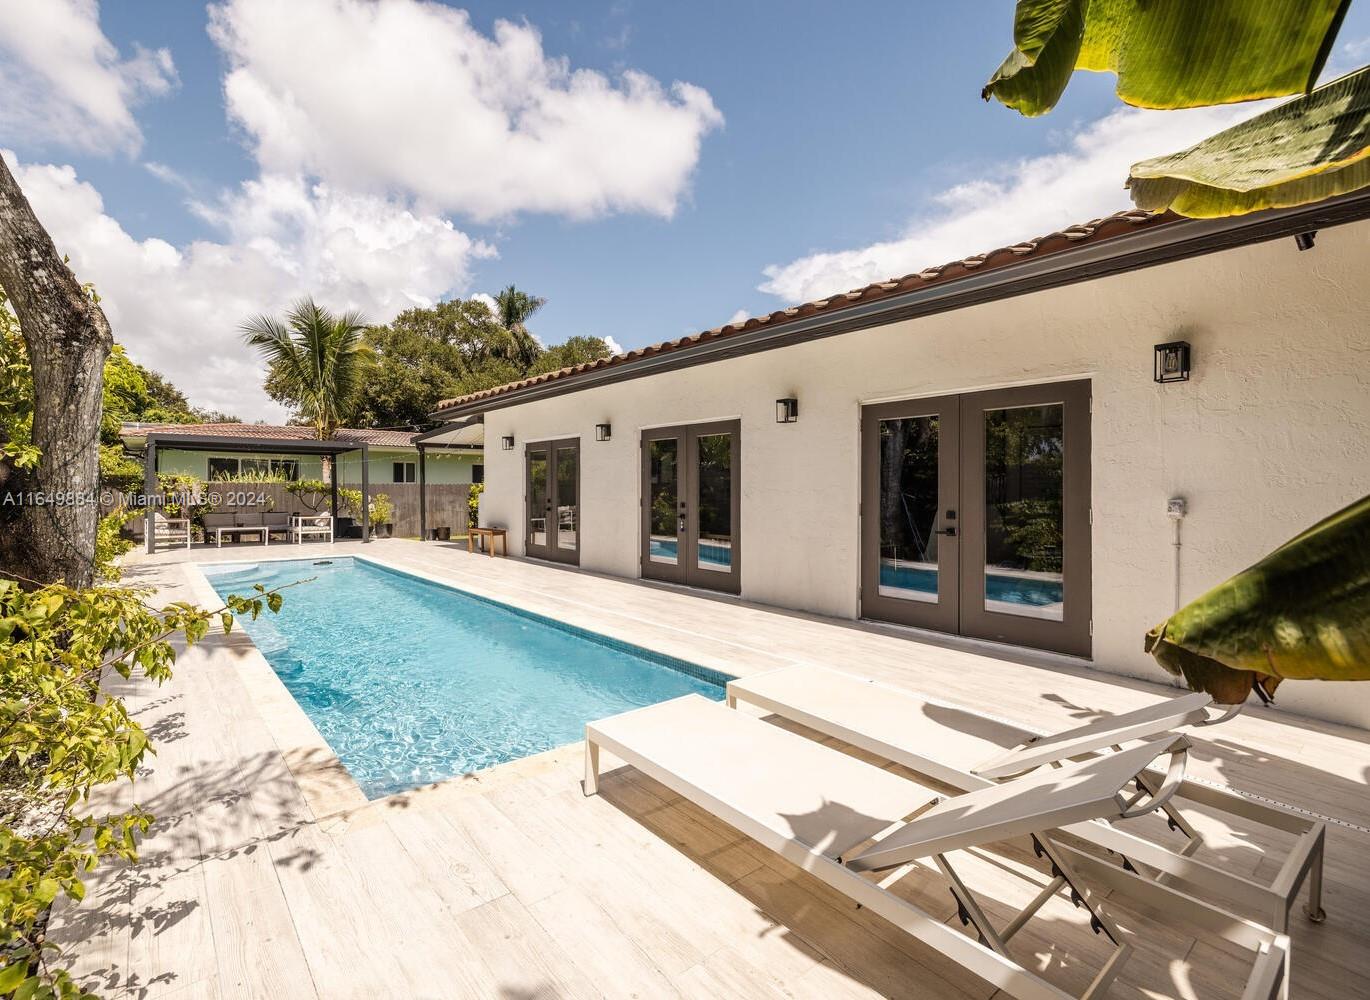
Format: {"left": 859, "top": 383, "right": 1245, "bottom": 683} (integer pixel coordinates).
{"left": 120, "top": 424, "right": 484, "bottom": 486}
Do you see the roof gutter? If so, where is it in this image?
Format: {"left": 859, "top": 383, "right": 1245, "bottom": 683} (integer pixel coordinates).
{"left": 431, "top": 191, "right": 1370, "bottom": 420}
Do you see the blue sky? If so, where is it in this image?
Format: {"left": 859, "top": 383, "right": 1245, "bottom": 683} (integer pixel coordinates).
{"left": 2, "top": 1, "right": 1367, "bottom": 420}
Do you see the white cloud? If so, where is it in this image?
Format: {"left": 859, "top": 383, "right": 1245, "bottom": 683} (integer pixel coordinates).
{"left": 470, "top": 292, "right": 500, "bottom": 318}
{"left": 207, "top": 0, "right": 723, "bottom": 222}
{"left": 0, "top": 0, "right": 177, "bottom": 155}
{"left": 725, "top": 308, "right": 749, "bottom": 326}
{"left": 5, "top": 150, "right": 493, "bottom": 421}
{"left": 602, "top": 335, "right": 623, "bottom": 355}
{"left": 144, "top": 160, "right": 192, "bottom": 191}
{"left": 758, "top": 103, "right": 1265, "bottom": 304}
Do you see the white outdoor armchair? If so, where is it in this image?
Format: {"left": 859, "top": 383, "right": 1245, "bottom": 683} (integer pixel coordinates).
{"left": 292, "top": 513, "right": 334, "bottom": 544}
{"left": 152, "top": 512, "right": 191, "bottom": 551}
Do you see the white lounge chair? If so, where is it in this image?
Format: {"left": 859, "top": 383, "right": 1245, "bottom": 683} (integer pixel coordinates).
{"left": 292, "top": 513, "right": 333, "bottom": 544}
{"left": 725, "top": 665, "right": 1326, "bottom": 933}
{"left": 585, "top": 695, "right": 1289, "bottom": 1000}
{"left": 152, "top": 511, "right": 191, "bottom": 550}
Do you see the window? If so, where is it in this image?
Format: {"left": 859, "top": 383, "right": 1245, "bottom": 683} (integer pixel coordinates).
{"left": 472, "top": 464, "right": 484, "bottom": 485}
{"left": 208, "top": 457, "right": 238, "bottom": 480}
{"left": 206, "top": 456, "right": 299, "bottom": 481}
{"left": 393, "top": 461, "right": 417, "bottom": 483}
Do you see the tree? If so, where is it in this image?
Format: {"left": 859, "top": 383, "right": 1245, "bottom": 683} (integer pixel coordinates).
{"left": 982, "top": 0, "right": 1366, "bottom": 216}
{"left": 528, "top": 335, "right": 611, "bottom": 376}
{"left": 983, "top": 0, "right": 1351, "bottom": 116}
{"left": 0, "top": 155, "right": 113, "bottom": 589}
{"left": 344, "top": 297, "right": 612, "bottom": 428}
{"left": 1147, "top": 493, "right": 1370, "bottom": 704}
{"left": 243, "top": 299, "right": 371, "bottom": 439}
{"left": 348, "top": 299, "right": 509, "bottom": 428}
{"left": 1128, "top": 66, "right": 1370, "bottom": 217}
{"left": 493, "top": 284, "right": 546, "bottom": 369}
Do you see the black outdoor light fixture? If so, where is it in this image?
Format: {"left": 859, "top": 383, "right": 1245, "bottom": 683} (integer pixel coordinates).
{"left": 776, "top": 397, "right": 799, "bottom": 423}
{"left": 501, "top": 434, "right": 515, "bottom": 450}
{"left": 595, "top": 423, "right": 612, "bottom": 442}
{"left": 1153, "top": 341, "right": 1191, "bottom": 383}
{"left": 1294, "top": 230, "right": 1317, "bottom": 251}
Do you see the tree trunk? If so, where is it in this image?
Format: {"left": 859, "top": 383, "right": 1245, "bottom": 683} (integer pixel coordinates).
{"left": 0, "top": 155, "right": 112, "bottom": 588}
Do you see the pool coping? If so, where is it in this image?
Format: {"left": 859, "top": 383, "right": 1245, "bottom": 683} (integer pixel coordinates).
{"left": 184, "top": 551, "right": 734, "bottom": 819}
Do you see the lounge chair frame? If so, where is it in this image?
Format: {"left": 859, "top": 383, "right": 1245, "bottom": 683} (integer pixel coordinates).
{"left": 292, "top": 513, "right": 334, "bottom": 544}
{"left": 726, "top": 667, "right": 1325, "bottom": 934}
{"left": 585, "top": 698, "right": 1290, "bottom": 1000}
{"left": 152, "top": 512, "right": 191, "bottom": 551}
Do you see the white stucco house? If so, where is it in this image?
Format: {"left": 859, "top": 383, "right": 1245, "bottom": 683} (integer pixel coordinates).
{"left": 427, "top": 194, "right": 1370, "bottom": 730}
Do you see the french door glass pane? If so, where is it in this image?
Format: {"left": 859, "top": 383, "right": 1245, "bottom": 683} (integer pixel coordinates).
{"left": 528, "top": 451, "right": 548, "bottom": 547}
{"left": 556, "top": 448, "right": 577, "bottom": 550}
{"left": 983, "top": 403, "right": 1065, "bottom": 620}
{"left": 877, "top": 416, "right": 940, "bottom": 603}
{"left": 695, "top": 433, "right": 733, "bottom": 572}
{"left": 647, "top": 439, "right": 678, "bottom": 564}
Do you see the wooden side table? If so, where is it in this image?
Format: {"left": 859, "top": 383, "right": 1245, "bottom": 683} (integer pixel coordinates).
{"left": 467, "top": 526, "right": 508, "bottom": 557}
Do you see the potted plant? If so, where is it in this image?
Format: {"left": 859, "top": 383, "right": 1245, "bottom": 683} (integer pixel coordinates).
{"left": 370, "top": 493, "right": 394, "bottom": 538}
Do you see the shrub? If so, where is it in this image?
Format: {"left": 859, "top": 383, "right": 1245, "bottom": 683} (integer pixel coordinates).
{"left": 0, "top": 576, "right": 291, "bottom": 998}
{"left": 468, "top": 481, "right": 483, "bottom": 529}
{"left": 285, "top": 479, "right": 330, "bottom": 512}
{"left": 94, "top": 509, "right": 139, "bottom": 582}
{"left": 155, "top": 473, "right": 211, "bottom": 524}
{"left": 370, "top": 493, "right": 393, "bottom": 526}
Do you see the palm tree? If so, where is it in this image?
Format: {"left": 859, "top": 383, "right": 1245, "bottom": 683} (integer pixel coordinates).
{"left": 241, "top": 298, "right": 371, "bottom": 439}
{"left": 494, "top": 284, "right": 546, "bottom": 369}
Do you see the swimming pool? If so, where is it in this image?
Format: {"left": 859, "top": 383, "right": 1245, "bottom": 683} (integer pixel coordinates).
{"left": 203, "top": 557, "right": 725, "bottom": 798}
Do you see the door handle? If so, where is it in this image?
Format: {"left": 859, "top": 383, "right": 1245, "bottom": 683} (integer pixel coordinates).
{"left": 935, "top": 526, "right": 957, "bottom": 537}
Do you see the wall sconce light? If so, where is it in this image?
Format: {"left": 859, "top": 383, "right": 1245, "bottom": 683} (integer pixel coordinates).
{"left": 775, "top": 397, "right": 799, "bottom": 423}
{"left": 1294, "top": 230, "right": 1317, "bottom": 251}
{"left": 1153, "top": 341, "right": 1191, "bottom": 383}
{"left": 501, "top": 434, "right": 515, "bottom": 450}
{"left": 595, "top": 423, "right": 612, "bottom": 442}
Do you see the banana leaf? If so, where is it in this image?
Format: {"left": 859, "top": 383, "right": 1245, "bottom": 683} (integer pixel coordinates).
{"left": 983, "top": 0, "right": 1351, "bottom": 117}
{"left": 1127, "top": 66, "right": 1370, "bottom": 217}
{"left": 1146, "top": 494, "right": 1370, "bottom": 704}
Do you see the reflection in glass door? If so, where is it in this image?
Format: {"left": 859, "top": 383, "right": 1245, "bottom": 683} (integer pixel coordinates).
{"left": 861, "top": 381, "right": 1090, "bottom": 657}
{"left": 525, "top": 438, "right": 579, "bottom": 565}
{"left": 555, "top": 444, "right": 578, "bottom": 555}
{"left": 526, "top": 445, "right": 550, "bottom": 557}
{"left": 860, "top": 397, "right": 958, "bottom": 634}
{"left": 641, "top": 421, "right": 740, "bottom": 593}
{"left": 959, "top": 383, "right": 1089, "bottom": 655}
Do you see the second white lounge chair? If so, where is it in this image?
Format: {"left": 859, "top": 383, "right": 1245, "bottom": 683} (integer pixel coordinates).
{"left": 585, "top": 694, "right": 1290, "bottom": 1000}
{"left": 725, "top": 665, "right": 1326, "bottom": 933}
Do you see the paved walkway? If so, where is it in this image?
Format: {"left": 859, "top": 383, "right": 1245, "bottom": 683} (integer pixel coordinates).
{"left": 50, "top": 540, "right": 1370, "bottom": 998}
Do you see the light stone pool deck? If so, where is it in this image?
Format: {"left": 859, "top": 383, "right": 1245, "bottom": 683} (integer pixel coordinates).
{"left": 51, "top": 539, "right": 1370, "bottom": 999}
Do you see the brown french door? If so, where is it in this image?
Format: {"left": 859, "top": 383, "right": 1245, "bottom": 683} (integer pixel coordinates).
{"left": 641, "top": 421, "right": 740, "bottom": 593}
{"left": 525, "top": 438, "right": 579, "bottom": 565}
{"left": 861, "top": 380, "right": 1091, "bottom": 657}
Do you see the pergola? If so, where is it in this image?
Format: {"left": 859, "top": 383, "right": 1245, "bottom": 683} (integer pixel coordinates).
{"left": 412, "top": 416, "right": 484, "bottom": 540}
{"left": 143, "top": 431, "right": 372, "bottom": 552}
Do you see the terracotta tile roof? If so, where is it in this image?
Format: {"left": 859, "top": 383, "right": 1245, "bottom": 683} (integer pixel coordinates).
{"left": 434, "top": 209, "right": 1166, "bottom": 413}
{"left": 120, "top": 422, "right": 423, "bottom": 448}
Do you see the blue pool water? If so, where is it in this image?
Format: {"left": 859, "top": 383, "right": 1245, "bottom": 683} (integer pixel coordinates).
{"left": 203, "top": 557, "right": 725, "bottom": 798}
{"left": 879, "top": 563, "right": 1063, "bottom": 606}
{"left": 648, "top": 538, "right": 732, "bottom": 568}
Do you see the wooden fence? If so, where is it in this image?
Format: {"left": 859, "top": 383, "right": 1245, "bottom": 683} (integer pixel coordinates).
{"left": 121, "top": 482, "right": 471, "bottom": 539}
